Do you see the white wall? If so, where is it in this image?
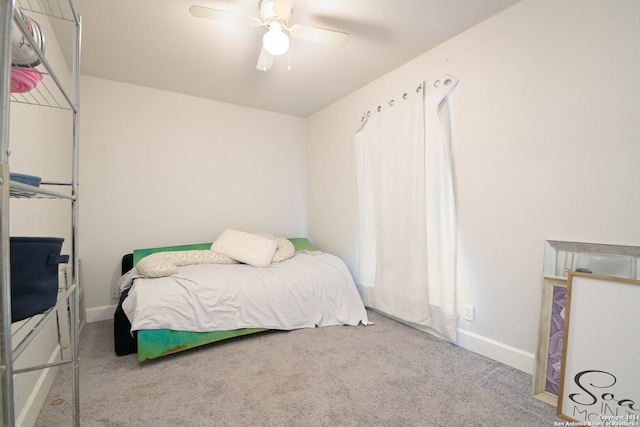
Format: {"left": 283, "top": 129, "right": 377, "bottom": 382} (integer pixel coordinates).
{"left": 307, "top": 0, "right": 640, "bottom": 373}
{"left": 78, "top": 77, "right": 308, "bottom": 318}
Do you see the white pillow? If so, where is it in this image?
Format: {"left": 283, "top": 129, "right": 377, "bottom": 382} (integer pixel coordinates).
{"left": 211, "top": 229, "right": 277, "bottom": 267}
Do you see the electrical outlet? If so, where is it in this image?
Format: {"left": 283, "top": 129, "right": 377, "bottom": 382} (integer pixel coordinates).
{"left": 464, "top": 305, "right": 475, "bottom": 322}
{"left": 112, "top": 286, "right": 120, "bottom": 300}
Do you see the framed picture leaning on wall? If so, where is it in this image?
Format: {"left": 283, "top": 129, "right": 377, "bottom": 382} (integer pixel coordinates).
{"left": 557, "top": 272, "right": 640, "bottom": 425}
{"left": 533, "top": 275, "right": 568, "bottom": 406}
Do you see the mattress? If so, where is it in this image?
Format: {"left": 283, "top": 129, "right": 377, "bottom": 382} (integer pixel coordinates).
{"left": 120, "top": 251, "right": 369, "bottom": 333}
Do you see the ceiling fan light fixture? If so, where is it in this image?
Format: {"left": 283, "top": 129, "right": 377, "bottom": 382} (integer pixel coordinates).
{"left": 263, "top": 22, "right": 289, "bottom": 56}
{"left": 190, "top": 1, "right": 349, "bottom": 71}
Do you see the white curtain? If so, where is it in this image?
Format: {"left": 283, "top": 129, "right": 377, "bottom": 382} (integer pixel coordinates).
{"left": 354, "top": 75, "right": 459, "bottom": 342}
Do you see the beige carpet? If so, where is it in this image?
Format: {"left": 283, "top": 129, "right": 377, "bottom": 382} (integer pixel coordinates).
{"left": 35, "top": 310, "right": 560, "bottom": 426}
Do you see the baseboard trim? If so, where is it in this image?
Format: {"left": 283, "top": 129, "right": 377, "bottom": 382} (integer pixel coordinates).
{"left": 86, "top": 304, "right": 117, "bottom": 323}
{"left": 17, "top": 345, "right": 60, "bottom": 427}
{"left": 456, "top": 328, "right": 535, "bottom": 374}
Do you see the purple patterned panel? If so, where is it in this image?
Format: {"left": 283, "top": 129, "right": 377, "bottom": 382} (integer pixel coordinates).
{"left": 545, "top": 286, "right": 567, "bottom": 395}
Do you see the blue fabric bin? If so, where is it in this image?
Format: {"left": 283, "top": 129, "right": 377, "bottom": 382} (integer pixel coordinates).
{"left": 10, "top": 237, "right": 69, "bottom": 322}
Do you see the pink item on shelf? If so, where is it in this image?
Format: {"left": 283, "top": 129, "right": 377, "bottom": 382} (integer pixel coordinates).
{"left": 10, "top": 67, "right": 43, "bottom": 93}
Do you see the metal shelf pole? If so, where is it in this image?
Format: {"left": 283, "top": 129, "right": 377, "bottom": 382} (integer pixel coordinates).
{"left": 70, "top": 13, "right": 82, "bottom": 427}
{"left": 0, "top": 0, "right": 16, "bottom": 425}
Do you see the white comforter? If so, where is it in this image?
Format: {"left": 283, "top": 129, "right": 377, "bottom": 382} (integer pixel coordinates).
{"left": 120, "top": 251, "right": 369, "bottom": 332}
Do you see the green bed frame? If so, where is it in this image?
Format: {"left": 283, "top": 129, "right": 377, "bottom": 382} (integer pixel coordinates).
{"left": 137, "top": 328, "right": 267, "bottom": 362}
{"left": 129, "top": 238, "right": 316, "bottom": 362}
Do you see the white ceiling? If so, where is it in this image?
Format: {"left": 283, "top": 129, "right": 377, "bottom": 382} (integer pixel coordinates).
{"left": 63, "top": 0, "right": 521, "bottom": 117}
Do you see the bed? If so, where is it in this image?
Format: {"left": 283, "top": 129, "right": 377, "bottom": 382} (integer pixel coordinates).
{"left": 113, "top": 234, "right": 369, "bottom": 362}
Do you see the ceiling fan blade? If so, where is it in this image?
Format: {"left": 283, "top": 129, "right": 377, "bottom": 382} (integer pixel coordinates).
{"left": 256, "top": 47, "right": 274, "bottom": 71}
{"left": 273, "top": 0, "right": 294, "bottom": 17}
{"left": 289, "top": 24, "right": 349, "bottom": 47}
{"left": 189, "top": 5, "right": 261, "bottom": 27}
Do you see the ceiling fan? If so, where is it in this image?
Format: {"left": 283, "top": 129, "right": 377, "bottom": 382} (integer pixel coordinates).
{"left": 189, "top": 0, "right": 349, "bottom": 71}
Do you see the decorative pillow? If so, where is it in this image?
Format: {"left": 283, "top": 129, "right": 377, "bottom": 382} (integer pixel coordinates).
{"left": 211, "top": 229, "right": 277, "bottom": 268}
{"left": 136, "top": 250, "right": 237, "bottom": 277}
{"left": 256, "top": 232, "right": 295, "bottom": 262}
{"left": 287, "top": 238, "right": 317, "bottom": 252}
